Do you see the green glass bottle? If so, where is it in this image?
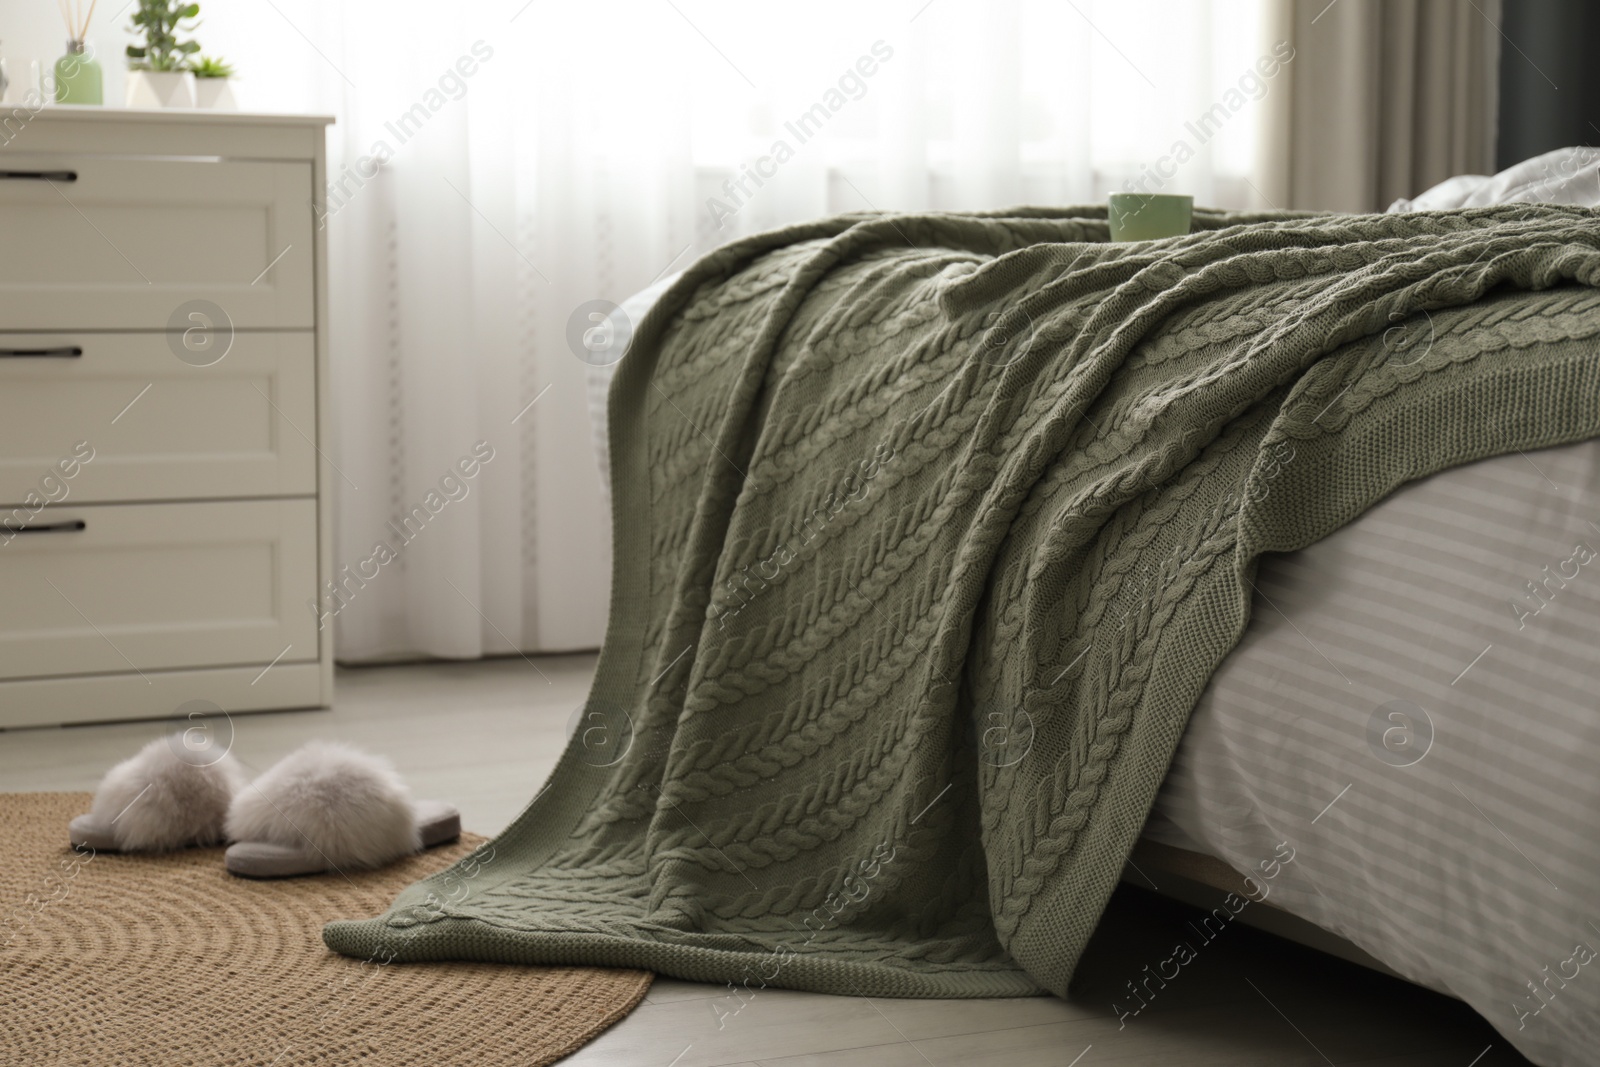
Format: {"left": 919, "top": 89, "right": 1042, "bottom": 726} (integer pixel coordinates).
{"left": 54, "top": 40, "right": 103, "bottom": 105}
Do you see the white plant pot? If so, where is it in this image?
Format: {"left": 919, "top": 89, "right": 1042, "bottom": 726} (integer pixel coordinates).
{"left": 125, "top": 70, "right": 194, "bottom": 108}
{"left": 193, "top": 77, "right": 236, "bottom": 110}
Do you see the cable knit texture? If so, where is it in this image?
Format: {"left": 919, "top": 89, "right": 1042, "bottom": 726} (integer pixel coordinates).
{"left": 90, "top": 735, "right": 247, "bottom": 851}
{"left": 228, "top": 742, "right": 421, "bottom": 870}
{"left": 325, "top": 205, "right": 1600, "bottom": 997}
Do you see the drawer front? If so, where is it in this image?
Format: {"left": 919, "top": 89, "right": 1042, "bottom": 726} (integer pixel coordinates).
{"left": 0, "top": 154, "right": 313, "bottom": 329}
{"left": 0, "top": 332, "right": 317, "bottom": 504}
{"left": 0, "top": 499, "right": 319, "bottom": 680}
{"left": 0, "top": 662, "right": 325, "bottom": 730}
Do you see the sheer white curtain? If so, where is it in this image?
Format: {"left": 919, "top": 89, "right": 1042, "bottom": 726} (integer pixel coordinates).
{"left": 206, "top": 0, "right": 1272, "bottom": 662}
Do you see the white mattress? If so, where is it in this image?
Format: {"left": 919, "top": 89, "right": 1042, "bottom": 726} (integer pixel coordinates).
{"left": 1145, "top": 438, "right": 1600, "bottom": 1067}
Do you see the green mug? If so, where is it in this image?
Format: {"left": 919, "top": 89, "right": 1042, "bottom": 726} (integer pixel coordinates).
{"left": 1108, "top": 193, "right": 1193, "bottom": 241}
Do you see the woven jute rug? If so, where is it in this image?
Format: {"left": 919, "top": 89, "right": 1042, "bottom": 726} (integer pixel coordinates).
{"left": 0, "top": 792, "right": 652, "bottom": 1065}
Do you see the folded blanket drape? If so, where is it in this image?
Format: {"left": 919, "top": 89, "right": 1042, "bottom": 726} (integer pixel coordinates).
{"left": 326, "top": 205, "right": 1600, "bottom": 999}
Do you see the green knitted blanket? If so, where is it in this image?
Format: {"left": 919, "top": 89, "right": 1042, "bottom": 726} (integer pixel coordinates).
{"left": 326, "top": 205, "right": 1600, "bottom": 998}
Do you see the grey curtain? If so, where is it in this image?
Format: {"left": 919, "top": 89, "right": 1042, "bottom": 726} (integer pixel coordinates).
{"left": 1257, "top": 0, "right": 1501, "bottom": 212}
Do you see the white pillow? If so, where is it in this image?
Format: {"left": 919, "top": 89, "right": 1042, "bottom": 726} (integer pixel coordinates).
{"left": 1388, "top": 145, "right": 1600, "bottom": 212}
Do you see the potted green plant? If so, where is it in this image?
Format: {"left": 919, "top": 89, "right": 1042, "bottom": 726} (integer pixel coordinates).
{"left": 124, "top": 0, "right": 200, "bottom": 108}
{"left": 189, "top": 54, "right": 235, "bottom": 109}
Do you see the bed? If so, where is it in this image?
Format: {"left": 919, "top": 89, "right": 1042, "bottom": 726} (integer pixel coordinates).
{"left": 576, "top": 150, "right": 1600, "bottom": 1067}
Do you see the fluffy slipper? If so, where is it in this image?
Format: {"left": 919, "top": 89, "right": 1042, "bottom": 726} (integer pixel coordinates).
{"left": 224, "top": 741, "right": 460, "bottom": 878}
{"left": 69, "top": 734, "right": 247, "bottom": 852}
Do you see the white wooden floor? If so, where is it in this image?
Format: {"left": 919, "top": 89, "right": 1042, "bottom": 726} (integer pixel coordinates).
{"left": 0, "top": 657, "right": 1531, "bottom": 1067}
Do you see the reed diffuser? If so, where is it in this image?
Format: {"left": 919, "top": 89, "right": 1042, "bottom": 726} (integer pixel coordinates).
{"left": 54, "top": 0, "right": 104, "bottom": 104}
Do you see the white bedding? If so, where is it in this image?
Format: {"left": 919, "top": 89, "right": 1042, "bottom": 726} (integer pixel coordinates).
{"left": 587, "top": 161, "right": 1600, "bottom": 1064}
{"left": 1146, "top": 438, "right": 1600, "bottom": 1067}
{"left": 1387, "top": 146, "right": 1600, "bottom": 212}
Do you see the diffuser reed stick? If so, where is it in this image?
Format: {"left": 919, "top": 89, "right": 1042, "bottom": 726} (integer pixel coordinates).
{"left": 56, "top": 0, "right": 100, "bottom": 42}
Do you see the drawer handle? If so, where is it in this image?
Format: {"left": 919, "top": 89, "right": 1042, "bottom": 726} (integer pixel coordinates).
{"left": 0, "top": 170, "right": 77, "bottom": 182}
{"left": 0, "top": 346, "right": 83, "bottom": 359}
{"left": 2, "top": 520, "right": 86, "bottom": 534}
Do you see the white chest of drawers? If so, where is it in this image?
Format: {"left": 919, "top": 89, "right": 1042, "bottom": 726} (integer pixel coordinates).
{"left": 0, "top": 107, "right": 335, "bottom": 728}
